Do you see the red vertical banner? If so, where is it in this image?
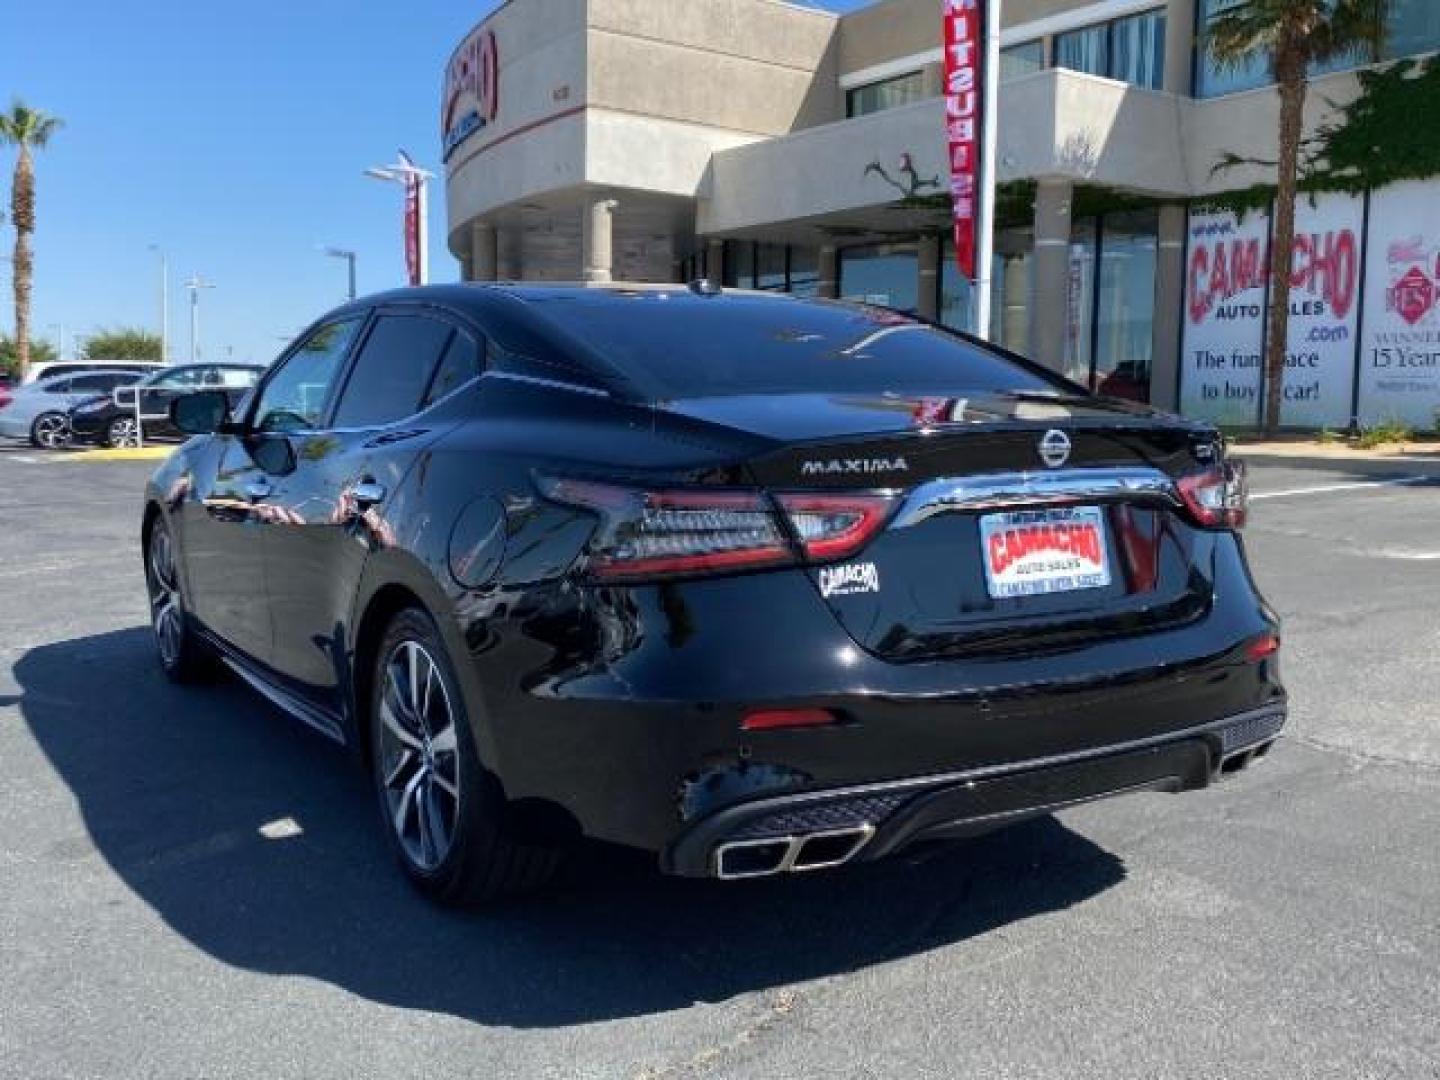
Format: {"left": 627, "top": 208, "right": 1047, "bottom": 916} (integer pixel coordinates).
{"left": 943, "top": 0, "right": 982, "bottom": 280}
{"left": 404, "top": 174, "right": 421, "bottom": 286}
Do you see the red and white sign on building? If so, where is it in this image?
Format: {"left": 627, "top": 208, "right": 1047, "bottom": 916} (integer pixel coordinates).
{"left": 402, "top": 152, "right": 422, "bottom": 287}
{"left": 942, "top": 0, "right": 982, "bottom": 279}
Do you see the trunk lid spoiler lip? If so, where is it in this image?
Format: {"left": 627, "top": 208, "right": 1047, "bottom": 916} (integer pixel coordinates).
{"left": 890, "top": 466, "right": 1182, "bottom": 529}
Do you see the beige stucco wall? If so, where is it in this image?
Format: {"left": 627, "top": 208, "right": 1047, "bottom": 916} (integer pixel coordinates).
{"left": 587, "top": 0, "right": 840, "bottom": 134}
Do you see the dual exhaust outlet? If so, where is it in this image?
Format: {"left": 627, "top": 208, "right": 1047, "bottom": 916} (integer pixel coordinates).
{"left": 713, "top": 824, "right": 875, "bottom": 880}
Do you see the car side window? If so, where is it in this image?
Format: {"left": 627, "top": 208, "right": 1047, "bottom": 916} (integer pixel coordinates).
{"left": 253, "top": 318, "right": 363, "bottom": 433}
{"left": 71, "top": 374, "right": 123, "bottom": 392}
{"left": 421, "top": 331, "right": 483, "bottom": 409}
{"left": 44, "top": 378, "right": 73, "bottom": 394}
{"left": 151, "top": 369, "right": 201, "bottom": 391}
{"left": 331, "top": 314, "right": 454, "bottom": 429}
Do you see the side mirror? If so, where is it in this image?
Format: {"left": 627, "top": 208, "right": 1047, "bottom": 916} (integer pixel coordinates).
{"left": 171, "top": 390, "right": 232, "bottom": 435}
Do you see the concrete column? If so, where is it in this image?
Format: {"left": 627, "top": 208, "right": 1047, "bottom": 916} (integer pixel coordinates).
{"left": 1028, "top": 178, "right": 1073, "bottom": 373}
{"left": 818, "top": 245, "right": 839, "bottom": 299}
{"left": 1002, "top": 252, "right": 1030, "bottom": 351}
{"left": 582, "top": 196, "right": 618, "bottom": 283}
{"left": 469, "top": 221, "right": 498, "bottom": 282}
{"left": 496, "top": 228, "right": 521, "bottom": 280}
{"left": 1164, "top": 0, "right": 1197, "bottom": 95}
{"left": 1151, "top": 203, "right": 1187, "bottom": 409}
{"left": 459, "top": 254, "right": 474, "bottom": 282}
{"left": 917, "top": 235, "right": 940, "bottom": 320}
{"left": 706, "top": 238, "right": 725, "bottom": 283}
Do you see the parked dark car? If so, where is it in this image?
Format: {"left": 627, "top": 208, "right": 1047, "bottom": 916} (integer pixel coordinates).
{"left": 69, "top": 362, "right": 263, "bottom": 447}
{"left": 0, "top": 369, "right": 142, "bottom": 448}
{"left": 144, "top": 284, "right": 1284, "bottom": 905}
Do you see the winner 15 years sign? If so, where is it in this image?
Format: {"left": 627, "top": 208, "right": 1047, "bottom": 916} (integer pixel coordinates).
{"left": 1181, "top": 195, "right": 1363, "bottom": 428}
{"left": 1357, "top": 180, "right": 1440, "bottom": 428}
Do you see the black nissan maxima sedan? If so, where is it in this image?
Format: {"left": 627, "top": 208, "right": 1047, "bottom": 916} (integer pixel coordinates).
{"left": 145, "top": 283, "right": 1284, "bottom": 904}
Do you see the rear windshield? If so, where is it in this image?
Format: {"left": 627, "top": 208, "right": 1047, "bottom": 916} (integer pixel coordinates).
{"left": 521, "top": 291, "right": 1062, "bottom": 400}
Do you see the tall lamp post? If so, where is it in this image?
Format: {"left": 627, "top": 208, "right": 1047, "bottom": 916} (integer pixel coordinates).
{"left": 149, "top": 245, "right": 170, "bottom": 363}
{"left": 182, "top": 273, "right": 216, "bottom": 363}
{"left": 322, "top": 246, "right": 358, "bottom": 300}
{"left": 364, "top": 152, "right": 434, "bottom": 286}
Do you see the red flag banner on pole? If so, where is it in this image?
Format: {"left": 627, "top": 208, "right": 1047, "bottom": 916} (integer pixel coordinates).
{"left": 943, "top": 0, "right": 982, "bottom": 280}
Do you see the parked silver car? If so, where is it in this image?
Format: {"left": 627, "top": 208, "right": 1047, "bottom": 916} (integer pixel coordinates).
{"left": 0, "top": 370, "right": 141, "bottom": 449}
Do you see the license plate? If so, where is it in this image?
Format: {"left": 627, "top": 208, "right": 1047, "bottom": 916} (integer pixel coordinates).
{"left": 979, "top": 506, "right": 1111, "bottom": 599}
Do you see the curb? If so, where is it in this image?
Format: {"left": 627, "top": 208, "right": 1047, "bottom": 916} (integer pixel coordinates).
{"left": 1235, "top": 450, "right": 1440, "bottom": 478}
{"left": 62, "top": 446, "right": 174, "bottom": 462}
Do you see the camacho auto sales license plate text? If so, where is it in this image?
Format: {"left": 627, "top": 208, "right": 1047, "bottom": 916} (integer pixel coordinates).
{"left": 979, "top": 506, "right": 1111, "bottom": 599}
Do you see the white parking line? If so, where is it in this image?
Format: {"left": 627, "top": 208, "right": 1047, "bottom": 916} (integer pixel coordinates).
{"left": 1250, "top": 476, "right": 1432, "bottom": 501}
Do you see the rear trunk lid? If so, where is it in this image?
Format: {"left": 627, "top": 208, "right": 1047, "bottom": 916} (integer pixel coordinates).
{"left": 660, "top": 390, "right": 1222, "bottom": 662}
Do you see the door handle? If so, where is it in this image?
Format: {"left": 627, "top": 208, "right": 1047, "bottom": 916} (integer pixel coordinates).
{"left": 351, "top": 480, "right": 386, "bottom": 509}
{"left": 245, "top": 480, "right": 272, "bottom": 502}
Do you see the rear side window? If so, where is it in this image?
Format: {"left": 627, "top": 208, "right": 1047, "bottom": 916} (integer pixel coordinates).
{"left": 421, "top": 332, "right": 482, "bottom": 408}
{"left": 524, "top": 292, "right": 1061, "bottom": 400}
{"left": 332, "top": 314, "right": 454, "bottom": 428}
{"left": 71, "top": 373, "right": 129, "bottom": 392}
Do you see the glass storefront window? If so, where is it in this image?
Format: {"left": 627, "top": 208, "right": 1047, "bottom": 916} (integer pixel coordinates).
{"left": 724, "top": 241, "right": 755, "bottom": 289}
{"left": 940, "top": 233, "right": 1032, "bottom": 356}
{"left": 846, "top": 70, "right": 929, "bottom": 118}
{"left": 1093, "top": 211, "right": 1157, "bottom": 402}
{"left": 1001, "top": 40, "right": 1044, "bottom": 80}
{"left": 757, "top": 244, "right": 787, "bottom": 291}
{"left": 789, "top": 247, "right": 819, "bottom": 297}
{"left": 840, "top": 243, "right": 919, "bottom": 313}
{"left": 1055, "top": 25, "right": 1109, "bottom": 79}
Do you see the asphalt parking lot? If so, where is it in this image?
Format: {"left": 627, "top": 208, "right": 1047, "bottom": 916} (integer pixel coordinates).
{"left": 2, "top": 445, "right": 1438, "bottom": 1079}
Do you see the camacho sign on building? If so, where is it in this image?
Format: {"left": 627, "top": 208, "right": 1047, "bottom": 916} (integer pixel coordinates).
{"left": 443, "top": 26, "right": 499, "bottom": 161}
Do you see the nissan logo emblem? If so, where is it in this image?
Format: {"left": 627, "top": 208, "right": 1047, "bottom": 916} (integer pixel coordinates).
{"left": 1038, "top": 429, "right": 1072, "bottom": 468}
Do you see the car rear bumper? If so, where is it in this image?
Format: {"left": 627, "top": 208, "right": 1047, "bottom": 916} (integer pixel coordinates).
{"left": 663, "top": 703, "right": 1286, "bottom": 878}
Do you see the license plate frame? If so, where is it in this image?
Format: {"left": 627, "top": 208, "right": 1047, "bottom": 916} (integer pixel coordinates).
{"left": 979, "top": 505, "right": 1111, "bottom": 600}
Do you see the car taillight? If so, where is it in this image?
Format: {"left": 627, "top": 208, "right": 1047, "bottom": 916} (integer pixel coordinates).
{"left": 539, "top": 478, "right": 894, "bottom": 581}
{"left": 1176, "top": 459, "right": 1248, "bottom": 529}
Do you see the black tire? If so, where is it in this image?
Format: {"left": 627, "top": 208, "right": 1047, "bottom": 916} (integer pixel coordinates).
{"left": 369, "top": 607, "right": 559, "bottom": 905}
{"left": 106, "top": 415, "right": 141, "bottom": 449}
{"left": 29, "top": 411, "right": 70, "bottom": 450}
{"left": 145, "top": 516, "right": 216, "bottom": 683}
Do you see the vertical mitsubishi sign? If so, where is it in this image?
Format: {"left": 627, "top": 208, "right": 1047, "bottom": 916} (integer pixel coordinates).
{"left": 943, "top": 0, "right": 981, "bottom": 279}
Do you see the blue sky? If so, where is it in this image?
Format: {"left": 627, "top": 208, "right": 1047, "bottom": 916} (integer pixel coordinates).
{"left": 2, "top": 0, "right": 869, "bottom": 364}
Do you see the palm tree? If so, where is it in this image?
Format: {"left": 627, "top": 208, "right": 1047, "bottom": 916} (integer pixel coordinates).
{"left": 0, "top": 101, "right": 63, "bottom": 382}
{"left": 1206, "top": 0, "right": 1389, "bottom": 435}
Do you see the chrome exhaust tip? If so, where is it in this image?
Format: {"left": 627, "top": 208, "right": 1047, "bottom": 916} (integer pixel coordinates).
{"left": 713, "top": 824, "right": 875, "bottom": 880}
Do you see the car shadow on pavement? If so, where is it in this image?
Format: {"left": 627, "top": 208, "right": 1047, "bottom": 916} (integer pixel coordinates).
{"left": 16, "top": 627, "right": 1127, "bottom": 1028}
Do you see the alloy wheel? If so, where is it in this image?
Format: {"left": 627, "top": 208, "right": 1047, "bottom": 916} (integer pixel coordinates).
{"left": 109, "top": 417, "right": 141, "bottom": 448}
{"left": 33, "top": 413, "right": 70, "bottom": 450}
{"left": 146, "top": 526, "right": 184, "bottom": 667}
{"left": 377, "top": 640, "right": 462, "bottom": 872}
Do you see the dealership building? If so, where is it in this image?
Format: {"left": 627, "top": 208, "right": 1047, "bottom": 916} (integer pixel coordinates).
{"left": 443, "top": 0, "right": 1440, "bottom": 428}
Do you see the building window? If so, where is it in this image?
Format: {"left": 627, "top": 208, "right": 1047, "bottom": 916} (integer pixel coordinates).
{"left": 1196, "top": 0, "right": 1439, "bottom": 98}
{"left": 1055, "top": 9, "right": 1166, "bottom": 90}
{"left": 840, "top": 243, "right": 919, "bottom": 312}
{"left": 724, "top": 241, "right": 756, "bottom": 288}
{"left": 756, "top": 244, "right": 787, "bottom": 291}
{"left": 939, "top": 233, "right": 1032, "bottom": 356}
{"left": 1384, "top": 0, "right": 1440, "bottom": 59}
{"left": 1001, "top": 40, "right": 1045, "bottom": 80}
{"left": 1055, "top": 25, "right": 1110, "bottom": 79}
{"left": 789, "top": 247, "right": 820, "bottom": 297}
{"left": 1063, "top": 211, "right": 1157, "bottom": 402}
{"left": 846, "top": 69, "right": 929, "bottom": 118}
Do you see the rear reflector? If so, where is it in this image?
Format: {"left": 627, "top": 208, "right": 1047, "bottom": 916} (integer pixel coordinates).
{"left": 539, "top": 477, "right": 894, "bottom": 582}
{"left": 741, "top": 708, "right": 838, "bottom": 731}
{"left": 1244, "top": 632, "right": 1280, "bottom": 662}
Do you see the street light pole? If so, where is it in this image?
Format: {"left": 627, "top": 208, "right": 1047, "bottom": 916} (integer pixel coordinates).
{"left": 322, "top": 246, "right": 358, "bottom": 300}
{"left": 182, "top": 273, "right": 216, "bottom": 364}
{"left": 47, "top": 322, "right": 67, "bottom": 361}
{"left": 364, "top": 153, "right": 435, "bottom": 286}
{"left": 149, "top": 245, "right": 169, "bottom": 363}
